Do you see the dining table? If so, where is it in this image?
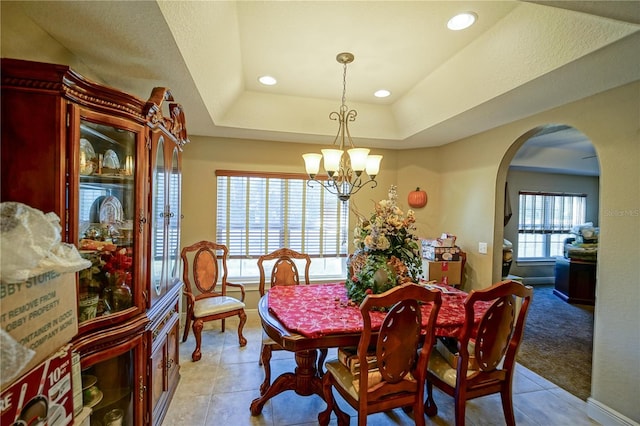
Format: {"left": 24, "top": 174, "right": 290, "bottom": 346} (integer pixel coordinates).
{"left": 249, "top": 281, "right": 488, "bottom": 416}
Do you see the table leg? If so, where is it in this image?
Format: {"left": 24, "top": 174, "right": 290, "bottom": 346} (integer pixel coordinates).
{"left": 250, "top": 349, "right": 325, "bottom": 415}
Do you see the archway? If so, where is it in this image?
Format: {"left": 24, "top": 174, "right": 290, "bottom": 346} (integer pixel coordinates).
{"left": 494, "top": 123, "right": 599, "bottom": 401}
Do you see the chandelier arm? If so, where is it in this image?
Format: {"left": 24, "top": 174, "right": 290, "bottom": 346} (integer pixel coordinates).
{"left": 346, "top": 177, "right": 379, "bottom": 197}
{"left": 345, "top": 110, "right": 357, "bottom": 149}
{"left": 306, "top": 178, "right": 341, "bottom": 196}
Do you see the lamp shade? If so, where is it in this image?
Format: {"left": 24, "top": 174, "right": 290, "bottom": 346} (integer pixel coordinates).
{"left": 321, "top": 149, "right": 343, "bottom": 173}
{"left": 347, "top": 148, "right": 370, "bottom": 172}
{"left": 365, "top": 155, "right": 383, "bottom": 177}
{"left": 302, "top": 153, "right": 322, "bottom": 176}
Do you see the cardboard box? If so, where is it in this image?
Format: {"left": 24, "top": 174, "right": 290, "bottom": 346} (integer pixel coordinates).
{"left": 1, "top": 272, "right": 78, "bottom": 388}
{"left": 0, "top": 345, "right": 75, "bottom": 426}
{"left": 422, "top": 260, "right": 463, "bottom": 286}
{"left": 435, "top": 338, "right": 478, "bottom": 370}
{"left": 423, "top": 245, "right": 461, "bottom": 261}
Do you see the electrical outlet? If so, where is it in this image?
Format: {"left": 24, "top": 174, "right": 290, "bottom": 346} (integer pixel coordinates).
{"left": 478, "top": 242, "right": 488, "bottom": 254}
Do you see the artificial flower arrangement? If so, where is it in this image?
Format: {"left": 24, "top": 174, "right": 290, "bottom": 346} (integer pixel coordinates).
{"left": 79, "top": 246, "right": 133, "bottom": 315}
{"left": 346, "top": 186, "right": 423, "bottom": 305}
{"left": 102, "top": 247, "right": 133, "bottom": 286}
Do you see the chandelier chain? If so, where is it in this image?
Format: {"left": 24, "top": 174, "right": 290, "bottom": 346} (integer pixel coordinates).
{"left": 341, "top": 60, "right": 348, "bottom": 110}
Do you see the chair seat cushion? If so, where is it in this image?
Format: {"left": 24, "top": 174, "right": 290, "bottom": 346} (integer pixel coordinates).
{"left": 427, "top": 349, "right": 477, "bottom": 387}
{"left": 325, "top": 359, "right": 416, "bottom": 400}
{"left": 193, "top": 296, "right": 245, "bottom": 318}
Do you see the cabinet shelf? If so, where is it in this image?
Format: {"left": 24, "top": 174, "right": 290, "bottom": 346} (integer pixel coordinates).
{"left": 80, "top": 174, "right": 134, "bottom": 184}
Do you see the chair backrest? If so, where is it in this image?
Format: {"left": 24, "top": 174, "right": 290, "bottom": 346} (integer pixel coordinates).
{"left": 181, "top": 241, "right": 230, "bottom": 299}
{"left": 456, "top": 279, "right": 533, "bottom": 384}
{"left": 257, "top": 248, "right": 311, "bottom": 296}
{"left": 357, "top": 283, "right": 442, "bottom": 402}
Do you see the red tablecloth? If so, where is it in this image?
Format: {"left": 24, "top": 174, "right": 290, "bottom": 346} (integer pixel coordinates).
{"left": 267, "top": 283, "right": 487, "bottom": 338}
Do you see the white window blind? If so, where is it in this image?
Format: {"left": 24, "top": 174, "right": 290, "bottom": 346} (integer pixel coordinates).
{"left": 216, "top": 171, "right": 348, "bottom": 279}
{"left": 517, "top": 191, "right": 586, "bottom": 258}
{"left": 152, "top": 170, "right": 181, "bottom": 260}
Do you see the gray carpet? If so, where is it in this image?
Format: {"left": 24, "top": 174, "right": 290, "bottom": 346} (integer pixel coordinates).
{"left": 516, "top": 284, "right": 594, "bottom": 401}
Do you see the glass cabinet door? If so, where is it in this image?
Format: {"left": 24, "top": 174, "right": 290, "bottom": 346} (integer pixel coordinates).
{"left": 79, "top": 332, "right": 145, "bottom": 426}
{"left": 167, "top": 148, "right": 182, "bottom": 286}
{"left": 150, "top": 136, "right": 166, "bottom": 300}
{"left": 149, "top": 133, "right": 183, "bottom": 302}
{"left": 76, "top": 116, "right": 141, "bottom": 326}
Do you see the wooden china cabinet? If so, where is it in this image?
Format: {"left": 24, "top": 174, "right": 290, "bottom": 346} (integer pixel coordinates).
{"left": 1, "top": 58, "right": 188, "bottom": 426}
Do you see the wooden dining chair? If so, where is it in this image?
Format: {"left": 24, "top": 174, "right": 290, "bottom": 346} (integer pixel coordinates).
{"left": 425, "top": 279, "right": 533, "bottom": 426}
{"left": 181, "top": 241, "right": 247, "bottom": 362}
{"left": 318, "top": 283, "right": 442, "bottom": 426}
{"left": 257, "top": 248, "right": 328, "bottom": 394}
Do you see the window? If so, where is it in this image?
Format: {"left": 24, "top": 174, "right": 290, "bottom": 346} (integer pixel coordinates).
{"left": 216, "top": 170, "right": 349, "bottom": 280}
{"left": 518, "top": 191, "right": 586, "bottom": 259}
{"left": 79, "top": 186, "right": 107, "bottom": 223}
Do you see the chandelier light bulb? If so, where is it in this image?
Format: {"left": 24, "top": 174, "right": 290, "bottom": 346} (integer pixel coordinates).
{"left": 302, "top": 153, "right": 322, "bottom": 177}
{"left": 365, "top": 155, "right": 383, "bottom": 177}
{"left": 321, "top": 149, "right": 343, "bottom": 174}
{"left": 348, "top": 148, "right": 370, "bottom": 173}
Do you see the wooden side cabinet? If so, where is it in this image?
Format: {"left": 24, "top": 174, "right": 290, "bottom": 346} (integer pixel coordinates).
{"left": 553, "top": 256, "right": 596, "bottom": 305}
{"left": 147, "top": 284, "right": 181, "bottom": 426}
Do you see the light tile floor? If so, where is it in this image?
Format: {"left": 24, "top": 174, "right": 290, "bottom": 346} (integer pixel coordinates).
{"left": 162, "top": 311, "right": 599, "bottom": 426}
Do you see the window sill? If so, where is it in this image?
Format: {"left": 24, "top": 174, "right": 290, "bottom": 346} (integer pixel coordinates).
{"left": 226, "top": 276, "right": 346, "bottom": 291}
{"left": 516, "top": 258, "right": 558, "bottom": 267}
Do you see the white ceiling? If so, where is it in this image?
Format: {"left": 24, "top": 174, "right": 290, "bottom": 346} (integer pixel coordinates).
{"left": 5, "top": 1, "right": 640, "bottom": 175}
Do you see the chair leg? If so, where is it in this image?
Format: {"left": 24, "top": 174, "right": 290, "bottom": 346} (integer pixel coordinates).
{"left": 192, "top": 319, "right": 204, "bottom": 362}
{"left": 221, "top": 318, "right": 226, "bottom": 332}
{"left": 358, "top": 407, "right": 368, "bottom": 426}
{"left": 454, "top": 394, "right": 467, "bottom": 426}
{"left": 318, "top": 374, "right": 349, "bottom": 426}
{"left": 425, "top": 380, "right": 438, "bottom": 417}
{"left": 237, "top": 310, "right": 247, "bottom": 346}
{"left": 413, "top": 404, "right": 426, "bottom": 426}
{"left": 182, "top": 314, "right": 192, "bottom": 342}
{"left": 317, "top": 348, "right": 328, "bottom": 377}
{"left": 318, "top": 374, "right": 334, "bottom": 426}
{"left": 259, "top": 344, "right": 272, "bottom": 395}
{"left": 413, "top": 390, "right": 426, "bottom": 426}
{"left": 501, "top": 384, "right": 516, "bottom": 426}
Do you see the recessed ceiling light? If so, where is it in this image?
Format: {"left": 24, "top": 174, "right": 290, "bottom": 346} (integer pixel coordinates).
{"left": 374, "top": 89, "right": 391, "bottom": 98}
{"left": 447, "top": 12, "right": 477, "bottom": 31}
{"left": 258, "top": 75, "right": 277, "bottom": 86}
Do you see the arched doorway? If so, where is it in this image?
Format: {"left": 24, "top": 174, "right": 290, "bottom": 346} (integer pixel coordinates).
{"left": 495, "top": 123, "right": 599, "bottom": 401}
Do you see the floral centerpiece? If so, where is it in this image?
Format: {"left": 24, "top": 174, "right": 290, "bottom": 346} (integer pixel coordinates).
{"left": 346, "top": 186, "right": 423, "bottom": 305}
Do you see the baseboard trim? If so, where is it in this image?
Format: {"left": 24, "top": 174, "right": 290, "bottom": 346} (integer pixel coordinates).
{"left": 521, "top": 276, "right": 555, "bottom": 285}
{"left": 587, "top": 397, "right": 639, "bottom": 426}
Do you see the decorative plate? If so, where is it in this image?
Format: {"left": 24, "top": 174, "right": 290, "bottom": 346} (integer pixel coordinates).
{"left": 79, "top": 138, "right": 96, "bottom": 175}
{"left": 103, "top": 149, "right": 120, "bottom": 169}
{"left": 99, "top": 196, "right": 124, "bottom": 224}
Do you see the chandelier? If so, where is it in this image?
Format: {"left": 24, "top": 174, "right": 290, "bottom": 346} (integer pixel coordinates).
{"left": 302, "top": 52, "right": 383, "bottom": 202}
